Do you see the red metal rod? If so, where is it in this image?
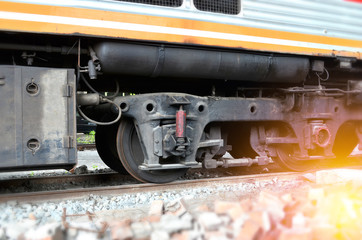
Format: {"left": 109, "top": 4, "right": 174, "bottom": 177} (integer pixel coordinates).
{"left": 176, "top": 108, "right": 186, "bottom": 138}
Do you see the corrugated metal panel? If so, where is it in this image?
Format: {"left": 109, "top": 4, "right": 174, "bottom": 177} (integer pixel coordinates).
{"left": 6, "top": 0, "right": 361, "bottom": 41}
{"left": 242, "top": 0, "right": 362, "bottom": 40}
{"left": 1, "top": 0, "right": 361, "bottom": 58}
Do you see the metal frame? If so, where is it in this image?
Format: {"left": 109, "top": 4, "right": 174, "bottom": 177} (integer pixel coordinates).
{"left": 114, "top": 90, "right": 362, "bottom": 170}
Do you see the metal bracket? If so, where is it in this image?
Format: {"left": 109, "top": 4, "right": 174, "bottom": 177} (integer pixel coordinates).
{"left": 203, "top": 156, "right": 271, "bottom": 169}
{"left": 265, "top": 137, "right": 299, "bottom": 144}
{"left": 139, "top": 162, "right": 201, "bottom": 170}
{"left": 198, "top": 139, "right": 223, "bottom": 148}
{"left": 65, "top": 84, "right": 73, "bottom": 97}
{"left": 168, "top": 96, "right": 191, "bottom": 106}
{"left": 153, "top": 126, "right": 163, "bottom": 157}
{"left": 64, "top": 136, "right": 74, "bottom": 148}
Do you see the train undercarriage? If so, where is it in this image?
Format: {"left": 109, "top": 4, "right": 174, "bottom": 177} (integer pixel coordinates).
{"left": 1, "top": 34, "right": 362, "bottom": 183}
{"left": 93, "top": 90, "right": 362, "bottom": 183}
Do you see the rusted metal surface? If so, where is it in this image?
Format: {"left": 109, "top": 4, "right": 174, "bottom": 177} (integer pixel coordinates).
{"left": 77, "top": 143, "right": 96, "bottom": 150}
{"left": 0, "top": 172, "right": 136, "bottom": 194}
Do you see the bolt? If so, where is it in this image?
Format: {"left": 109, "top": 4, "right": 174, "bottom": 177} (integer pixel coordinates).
{"left": 155, "top": 140, "right": 159, "bottom": 144}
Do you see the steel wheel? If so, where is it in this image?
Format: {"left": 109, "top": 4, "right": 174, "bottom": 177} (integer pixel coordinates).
{"left": 273, "top": 145, "right": 318, "bottom": 172}
{"left": 332, "top": 123, "right": 358, "bottom": 159}
{"left": 269, "top": 127, "right": 318, "bottom": 172}
{"left": 95, "top": 115, "right": 127, "bottom": 174}
{"left": 116, "top": 118, "right": 188, "bottom": 183}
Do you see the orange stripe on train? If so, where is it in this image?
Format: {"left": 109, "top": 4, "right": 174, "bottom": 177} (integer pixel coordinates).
{"left": 0, "top": 1, "right": 362, "bottom": 49}
{"left": 0, "top": 18, "right": 360, "bottom": 60}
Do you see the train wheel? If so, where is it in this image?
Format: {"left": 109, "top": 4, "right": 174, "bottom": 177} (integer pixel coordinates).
{"left": 273, "top": 145, "right": 318, "bottom": 172}
{"left": 269, "top": 127, "right": 318, "bottom": 172}
{"left": 95, "top": 115, "right": 128, "bottom": 174}
{"left": 332, "top": 123, "right": 358, "bottom": 159}
{"left": 116, "top": 118, "right": 188, "bottom": 183}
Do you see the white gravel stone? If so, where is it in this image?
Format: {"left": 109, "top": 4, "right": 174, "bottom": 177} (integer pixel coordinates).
{"left": 75, "top": 230, "right": 99, "bottom": 240}
{"left": 5, "top": 219, "right": 37, "bottom": 240}
{"left": 139, "top": 194, "right": 148, "bottom": 203}
{"left": 198, "top": 212, "right": 222, "bottom": 231}
{"left": 151, "top": 230, "right": 170, "bottom": 240}
{"left": 24, "top": 222, "right": 62, "bottom": 240}
{"left": 154, "top": 214, "right": 193, "bottom": 233}
{"left": 232, "top": 216, "right": 247, "bottom": 238}
{"left": 131, "top": 221, "right": 152, "bottom": 239}
{"left": 67, "top": 228, "right": 79, "bottom": 238}
{"left": 0, "top": 228, "right": 6, "bottom": 240}
{"left": 219, "top": 215, "right": 231, "bottom": 226}
{"left": 316, "top": 169, "right": 362, "bottom": 185}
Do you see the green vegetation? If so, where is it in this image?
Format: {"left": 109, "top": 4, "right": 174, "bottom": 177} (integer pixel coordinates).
{"left": 77, "top": 130, "right": 96, "bottom": 144}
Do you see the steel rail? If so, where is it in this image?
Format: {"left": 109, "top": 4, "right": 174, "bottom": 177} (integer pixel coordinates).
{"left": 0, "top": 171, "right": 302, "bottom": 203}
{"left": 0, "top": 172, "right": 133, "bottom": 191}
{"left": 77, "top": 143, "right": 96, "bottom": 150}
{"left": 1, "top": 154, "right": 361, "bottom": 203}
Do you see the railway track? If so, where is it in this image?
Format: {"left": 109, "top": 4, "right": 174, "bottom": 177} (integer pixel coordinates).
{"left": 77, "top": 143, "right": 96, "bottom": 150}
{"left": 0, "top": 172, "right": 138, "bottom": 194}
{"left": 0, "top": 168, "right": 331, "bottom": 239}
{"left": 0, "top": 171, "right": 303, "bottom": 203}
{"left": 1, "top": 158, "right": 361, "bottom": 240}
{"left": 1, "top": 154, "right": 361, "bottom": 204}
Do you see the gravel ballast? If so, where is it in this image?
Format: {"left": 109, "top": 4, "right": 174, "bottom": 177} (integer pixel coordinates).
{"left": 1, "top": 169, "right": 362, "bottom": 239}
{"left": 1, "top": 150, "right": 362, "bottom": 239}
{"left": 0, "top": 174, "right": 309, "bottom": 239}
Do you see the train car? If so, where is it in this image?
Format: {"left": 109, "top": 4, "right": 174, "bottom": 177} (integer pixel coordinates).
{"left": 0, "top": 0, "right": 362, "bottom": 183}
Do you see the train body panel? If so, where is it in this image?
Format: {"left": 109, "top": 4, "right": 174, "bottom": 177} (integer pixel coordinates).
{"left": 0, "top": 0, "right": 361, "bottom": 58}
{"left": 0, "top": 66, "right": 76, "bottom": 171}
